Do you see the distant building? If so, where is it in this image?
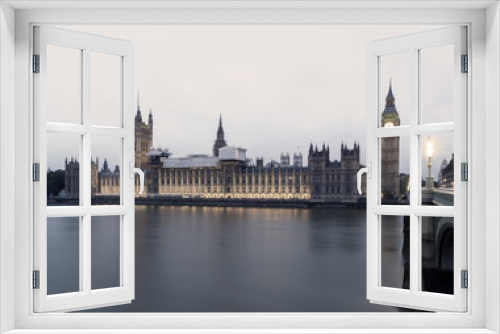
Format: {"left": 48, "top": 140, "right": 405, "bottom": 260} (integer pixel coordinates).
{"left": 438, "top": 158, "right": 448, "bottom": 188}
{"left": 293, "top": 152, "right": 303, "bottom": 167}
{"left": 65, "top": 157, "right": 80, "bottom": 197}
{"left": 308, "top": 143, "right": 362, "bottom": 201}
{"left": 380, "top": 81, "right": 401, "bottom": 199}
{"left": 66, "top": 92, "right": 154, "bottom": 197}
{"left": 280, "top": 153, "right": 290, "bottom": 166}
{"left": 65, "top": 156, "right": 121, "bottom": 198}
{"left": 440, "top": 154, "right": 454, "bottom": 189}
{"left": 63, "top": 84, "right": 404, "bottom": 204}
{"left": 96, "top": 159, "right": 120, "bottom": 195}
{"left": 148, "top": 145, "right": 311, "bottom": 200}
{"left": 135, "top": 91, "right": 153, "bottom": 171}
{"left": 141, "top": 115, "right": 368, "bottom": 202}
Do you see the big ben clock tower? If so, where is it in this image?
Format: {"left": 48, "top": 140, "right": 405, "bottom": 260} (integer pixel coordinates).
{"left": 381, "top": 81, "right": 401, "bottom": 199}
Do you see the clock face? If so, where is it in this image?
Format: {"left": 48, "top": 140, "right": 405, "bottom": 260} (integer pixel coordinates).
{"left": 384, "top": 122, "right": 394, "bottom": 128}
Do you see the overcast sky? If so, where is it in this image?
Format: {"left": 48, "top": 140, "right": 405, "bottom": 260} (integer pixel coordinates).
{"left": 48, "top": 25, "right": 455, "bottom": 178}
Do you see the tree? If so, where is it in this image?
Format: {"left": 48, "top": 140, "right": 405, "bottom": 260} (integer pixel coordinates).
{"left": 47, "top": 169, "right": 65, "bottom": 197}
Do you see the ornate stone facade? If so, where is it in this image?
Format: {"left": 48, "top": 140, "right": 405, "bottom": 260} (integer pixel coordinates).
{"left": 144, "top": 132, "right": 364, "bottom": 203}
{"left": 64, "top": 157, "right": 80, "bottom": 197}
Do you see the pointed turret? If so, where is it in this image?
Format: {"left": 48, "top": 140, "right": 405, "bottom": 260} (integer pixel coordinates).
{"left": 136, "top": 90, "right": 142, "bottom": 121}
{"left": 148, "top": 108, "right": 153, "bottom": 128}
{"left": 217, "top": 114, "right": 224, "bottom": 140}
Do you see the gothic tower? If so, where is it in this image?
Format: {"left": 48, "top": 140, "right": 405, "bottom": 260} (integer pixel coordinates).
{"left": 213, "top": 114, "right": 227, "bottom": 157}
{"left": 149, "top": 108, "right": 153, "bottom": 131}
{"left": 381, "top": 80, "right": 401, "bottom": 199}
{"left": 134, "top": 91, "right": 153, "bottom": 170}
{"left": 308, "top": 143, "right": 329, "bottom": 200}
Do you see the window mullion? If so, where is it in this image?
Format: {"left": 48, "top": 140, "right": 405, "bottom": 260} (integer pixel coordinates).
{"left": 409, "top": 47, "right": 419, "bottom": 294}
{"left": 82, "top": 47, "right": 91, "bottom": 208}
{"left": 82, "top": 213, "right": 91, "bottom": 293}
{"left": 412, "top": 123, "right": 454, "bottom": 135}
{"left": 82, "top": 48, "right": 92, "bottom": 294}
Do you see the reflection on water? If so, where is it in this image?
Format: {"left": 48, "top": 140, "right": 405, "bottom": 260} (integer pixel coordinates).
{"left": 52, "top": 206, "right": 413, "bottom": 312}
{"left": 48, "top": 217, "right": 80, "bottom": 295}
{"left": 381, "top": 215, "right": 409, "bottom": 290}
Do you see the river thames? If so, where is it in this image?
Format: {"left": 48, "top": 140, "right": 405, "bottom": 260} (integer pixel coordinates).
{"left": 47, "top": 206, "right": 412, "bottom": 312}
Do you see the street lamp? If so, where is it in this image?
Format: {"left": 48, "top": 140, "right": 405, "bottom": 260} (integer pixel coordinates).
{"left": 425, "top": 140, "right": 434, "bottom": 189}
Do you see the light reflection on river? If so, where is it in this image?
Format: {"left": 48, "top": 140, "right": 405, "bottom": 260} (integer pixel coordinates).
{"left": 48, "top": 206, "right": 411, "bottom": 312}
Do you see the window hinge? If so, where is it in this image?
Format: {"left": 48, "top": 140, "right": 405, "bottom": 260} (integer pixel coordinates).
{"left": 461, "top": 54, "right": 468, "bottom": 73}
{"left": 33, "top": 270, "right": 40, "bottom": 289}
{"left": 461, "top": 162, "right": 468, "bottom": 181}
{"left": 461, "top": 270, "right": 468, "bottom": 289}
{"left": 33, "top": 163, "right": 40, "bottom": 182}
{"left": 33, "top": 54, "right": 40, "bottom": 73}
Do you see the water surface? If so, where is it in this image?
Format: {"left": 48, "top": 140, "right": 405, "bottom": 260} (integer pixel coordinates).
{"left": 48, "top": 206, "right": 410, "bottom": 312}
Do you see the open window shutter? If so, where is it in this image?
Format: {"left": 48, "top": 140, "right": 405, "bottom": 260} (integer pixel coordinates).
{"left": 364, "top": 26, "right": 467, "bottom": 312}
{"left": 33, "top": 26, "right": 135, "bottom": 312}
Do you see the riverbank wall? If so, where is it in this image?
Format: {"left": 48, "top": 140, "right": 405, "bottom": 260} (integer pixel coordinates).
{"left": 51, "top": 196, "right": 367, "bottom": 208}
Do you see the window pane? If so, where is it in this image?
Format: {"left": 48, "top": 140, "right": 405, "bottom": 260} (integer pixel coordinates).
{"left": 91, "top": 216, "right": 121, "bottom": 290}
{"left": 381, "top": 215, "right": 409, "bottom": 290}
{"left": 421, "top": 133, "right": 454, "bottom": 206}
{"left": 46, "top": 44, "right": 82, "bottom": 124}
{"left": 91, "top": 136, "right": 121, "bottom": 204}
{"left": 47, "top": 217, "right": 80, "bottom": 295}
{"left": 379, "top": 52, "right": 409, "bottom": 127}
{"left": 47, "top": 133, "right": 81, "bottom": 206}
{"left": 91, "top": 52, "right": 121, "bottom": 127}
{"left": 380, "top": 136, "right": 409, "bottom": 205}
{"left": 420, "top": 44, "right": 454, "bottom": 125}
{"left": 421, "top": 216, "right": 454, "bottom": 294}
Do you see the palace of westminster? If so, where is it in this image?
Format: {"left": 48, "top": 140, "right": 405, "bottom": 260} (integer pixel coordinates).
{"left": 64, "top": 84, "right": 415, "bottom": 203}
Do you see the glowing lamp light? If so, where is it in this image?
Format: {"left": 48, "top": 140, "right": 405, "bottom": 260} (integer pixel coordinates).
{"left": 426, "top": 141, "right": 434, "bottom": 158}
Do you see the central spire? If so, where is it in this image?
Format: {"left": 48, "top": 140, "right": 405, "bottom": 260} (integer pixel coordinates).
{"left": 213, "top": 114, "right": 227, "bottom": 157}
{"left": 217, "top": 114, "right": 224, "bottom": 140}
{"left": 387, "top": 78, "right": 394, "bottom": 100}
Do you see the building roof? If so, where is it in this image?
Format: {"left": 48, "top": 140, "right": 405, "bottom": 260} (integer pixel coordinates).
{"left": 219, "top": 146, "right": 247, "bottom": 161}
{"left": 162, "top": 156, "right": 219, "bottom": 168}
{"left": 147, "top": 148, "right": 170, "bottom": 157}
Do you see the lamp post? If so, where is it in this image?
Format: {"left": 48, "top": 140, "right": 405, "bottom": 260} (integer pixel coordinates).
{"left": 425, "top": 140, "right": 434, "bottom": 189}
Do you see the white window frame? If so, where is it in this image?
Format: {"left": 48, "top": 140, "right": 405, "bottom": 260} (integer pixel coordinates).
{"left": 0, "top": 1, "right": 498, "bottom": 333}
{"left": 33, "top": 25, "right": 135, "bottom": 313}
{"left": 366, "top": 26, "right": 468, "bottom": 312}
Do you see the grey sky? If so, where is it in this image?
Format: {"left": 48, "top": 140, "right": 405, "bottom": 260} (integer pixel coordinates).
{"left": 48, "top": 24, "right": 454, "bottom": 179}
